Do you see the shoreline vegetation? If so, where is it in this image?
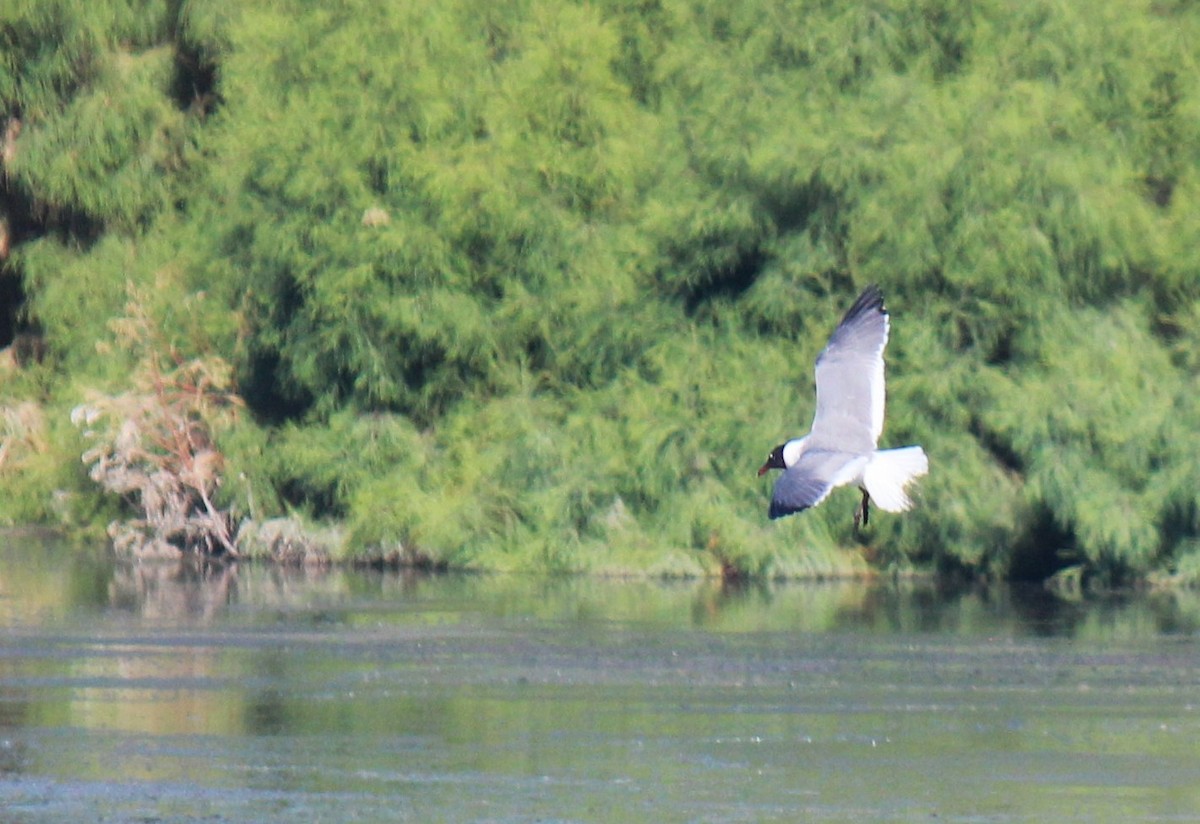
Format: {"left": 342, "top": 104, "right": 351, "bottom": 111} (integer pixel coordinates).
{"left": 2, "top": 2, "right": 1200, "bottom": 587}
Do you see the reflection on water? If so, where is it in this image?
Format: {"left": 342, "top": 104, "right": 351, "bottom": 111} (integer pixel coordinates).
{"left": 1, "top": 531, "right": 1199, "bottom": 822}
{"left": 6, "top": 535, "right": 1197, "bottom": 640}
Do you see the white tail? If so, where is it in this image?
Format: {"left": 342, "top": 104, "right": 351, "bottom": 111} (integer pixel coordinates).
{"left": 863, "top": 446, "right": 928, "bottom": 512}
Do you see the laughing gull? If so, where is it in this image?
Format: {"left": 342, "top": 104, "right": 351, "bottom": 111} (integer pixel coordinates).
{"left": 757, "top": 285, "right": 928, "bottom": 526}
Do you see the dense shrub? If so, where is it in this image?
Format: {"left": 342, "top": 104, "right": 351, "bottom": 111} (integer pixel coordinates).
{"left": 2, "top": 0, "right": 1199, "bottom": 580}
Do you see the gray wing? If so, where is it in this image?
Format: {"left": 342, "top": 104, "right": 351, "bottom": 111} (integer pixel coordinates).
{"left": 806, "top": 285, "right": 889, "bottom": 455}
{"left": 769, "top": 449, "right": 863, "bottom": 519}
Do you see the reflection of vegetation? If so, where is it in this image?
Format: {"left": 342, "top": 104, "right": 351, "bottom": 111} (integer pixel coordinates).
{"left": 107, "top": 561, "right": 239, "bottom": 623}
{"left": 8, "top": 531, "right": 1200, "bottom": 640}
{"left": 7, "top": 537, "right": 1200, "bottom": 820}
{"left": 2, "top": 2, "right": 1200, "bottom": 580}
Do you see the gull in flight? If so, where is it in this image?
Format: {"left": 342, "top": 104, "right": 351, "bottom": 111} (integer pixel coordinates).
{"left": 757, "top": 285, "right": 928, "bottom": 527}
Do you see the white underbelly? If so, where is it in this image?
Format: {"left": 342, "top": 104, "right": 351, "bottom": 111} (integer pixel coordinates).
{"left": 829, "top": 454, "right": 870, "bottom": 489}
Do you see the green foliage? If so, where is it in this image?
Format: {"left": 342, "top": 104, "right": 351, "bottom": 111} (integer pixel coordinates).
{"left": 3, "top": 0, "right": 1200, "bottom": 580}
{"left": 0, "top": 1, "right": 174, "bottom": 118}
{"left": 0, "top": 382, "right": 113, "bottom": 530}
{"left": 1, "top": 2, "right": 198, "bottom": 231}
{"left": 9, "top": 46, "right": 186, "bottom": 228}
{"left": 984, "top": 303, "right": 1200, "bottom": 580}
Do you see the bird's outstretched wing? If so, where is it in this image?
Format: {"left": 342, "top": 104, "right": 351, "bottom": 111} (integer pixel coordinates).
{"left": 769, "top": 449, "right": 866, "bottom": 519}
{"left": 806, "top": 285, "right": 889, "bottom": 455}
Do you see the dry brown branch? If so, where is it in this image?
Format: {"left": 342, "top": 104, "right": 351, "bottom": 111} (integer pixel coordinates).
{"left": 73, "top": 284, "right": 245, "bottom": 559}
{"left": 0, "top": 401, "right": 47, "bottom": 475}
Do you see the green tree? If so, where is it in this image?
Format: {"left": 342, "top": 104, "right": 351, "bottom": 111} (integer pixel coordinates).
{"left": 2, "top": 0, "right": 1199, "bottom": 582}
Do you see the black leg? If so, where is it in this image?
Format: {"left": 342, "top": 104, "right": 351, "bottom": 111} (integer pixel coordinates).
{"left": 853, "top": 488, "right": 870, "bottom": 530}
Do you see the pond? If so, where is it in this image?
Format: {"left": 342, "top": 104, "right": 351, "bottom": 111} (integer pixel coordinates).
{"left": 1, "top": 532, "right": 1199, "bottom": 822}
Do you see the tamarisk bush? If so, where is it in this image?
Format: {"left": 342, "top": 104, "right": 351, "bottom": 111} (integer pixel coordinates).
{"left": 4, "top": 0, "right": 1200, "bottom": 580}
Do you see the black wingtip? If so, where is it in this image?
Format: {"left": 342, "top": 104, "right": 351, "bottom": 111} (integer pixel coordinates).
{"left": 840, "top": 284, "right": 886, "bottom": 325}
{"left": 768, "top": 501, "right": 809, "bottom": 520}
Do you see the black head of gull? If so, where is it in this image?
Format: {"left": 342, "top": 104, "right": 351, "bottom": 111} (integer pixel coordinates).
{"left": 758, "top": 285, "right": 928, "bottom": 527}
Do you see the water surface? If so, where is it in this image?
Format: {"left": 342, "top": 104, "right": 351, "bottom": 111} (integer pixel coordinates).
{"left": 1, "top": 533, "right": 1198, "bottom": 822}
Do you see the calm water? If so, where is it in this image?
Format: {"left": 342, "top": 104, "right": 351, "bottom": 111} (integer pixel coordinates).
{"left": 1, "top": 534, "right": 1199, "bottom": 822}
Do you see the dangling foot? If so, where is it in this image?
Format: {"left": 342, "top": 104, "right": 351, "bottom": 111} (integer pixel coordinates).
{"left": 853, "top": 488, "right": 870, "bottom": 530}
